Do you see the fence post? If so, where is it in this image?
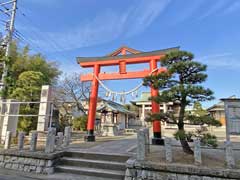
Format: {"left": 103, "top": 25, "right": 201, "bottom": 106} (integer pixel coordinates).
{"left": 144, "top": 128, "right": 150, "bottom": 154}
{"left": 56, "top": 132, "right": 64, "bottom": 150}
{"left": 225, "top": 141, "right": 235, "bottom": 168}
{"left": 45, "top": 128, "right": 56, "bottom": 153}
{"left": 63, "top": 126, "right": 71, "bottom": 147}
{"left": 18, "top": 132, "right": 25, "bottom": 150}
{"left": 30, "top": 131, "right": 38, "bottom": 151}
{"left": 194, "top": 138, "right": 202, "bottom": 165}
{"left": 4, "top": 131, "right": 11, "bottom": 150}
{"left": 137, "top": 129, "right": 147, "bottom": 161}
{"left": 165, "top": 137, "right": 172, "bottom": 163}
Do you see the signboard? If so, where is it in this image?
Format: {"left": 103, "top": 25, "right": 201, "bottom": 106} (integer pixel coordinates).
{"left": 221, "top": 98, "right": 240, "bottom": 141}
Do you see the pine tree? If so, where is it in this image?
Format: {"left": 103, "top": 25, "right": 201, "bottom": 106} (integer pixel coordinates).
{"left": 143, "top": 50, "right": 219, "bottom": 154}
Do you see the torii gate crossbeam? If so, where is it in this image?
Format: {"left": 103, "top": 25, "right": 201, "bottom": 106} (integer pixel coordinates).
{"left": 77, "top": 46, "right": 179, "bottom": 145}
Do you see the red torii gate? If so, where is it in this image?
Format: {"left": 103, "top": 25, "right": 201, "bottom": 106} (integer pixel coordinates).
{"left": 77, "top": 46, "right": 179, "bottom": 144}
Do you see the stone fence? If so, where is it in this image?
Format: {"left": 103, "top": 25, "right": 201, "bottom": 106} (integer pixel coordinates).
{"left": 0, "top": 126, "right": 72, "bottom": 174}
{"left": 125, "top": 128, "right": 240, "bottom": 180}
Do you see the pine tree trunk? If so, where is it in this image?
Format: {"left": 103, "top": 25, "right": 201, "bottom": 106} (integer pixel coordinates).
{"left": 180, "top": 139, "right": 193, "bottom": 154}
{"left": 178, "top": 99, "right": 193, "bottom": 154}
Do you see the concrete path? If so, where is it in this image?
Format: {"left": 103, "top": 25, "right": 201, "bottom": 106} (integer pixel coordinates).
{"left": 69, "top": 134, "right": 137, "bottom": 154}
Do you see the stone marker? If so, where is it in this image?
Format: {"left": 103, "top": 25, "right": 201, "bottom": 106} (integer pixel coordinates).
{"left": 37, "top": 85, "right": 52, "bottom": 131}
{"left": 56, "top": 132, "right": 64, "bottom": 150}
{"left": 144, "top": 128, "right": 150, "bottom": 154}
{"left": 194, "top": 138, "right": 202, "bottom": 165}
{"left": 137, "top": 129, "right": 147, "bottom": 161}
{"left": 63, "top": 126, "right": 71, "bottom": 147}
{"left": 225, "top": 141, "right": 235, "bottom": 168}
{"left": 18, "top": 132, "right": 25, "bottom": 150}
{"left": 45, "top": 128, "right": 56, "bottom": 153}
{"left": 4, "top": 131, "right": 11, "bottom": 149}
{"left": 165, "top": 137, "right": 172, "bottom": 163}
{"left": 30, "top": 131, "right": 38, "bottom": 151}
{"left": 0, "top": 99, "right": 20, "bottom": 144}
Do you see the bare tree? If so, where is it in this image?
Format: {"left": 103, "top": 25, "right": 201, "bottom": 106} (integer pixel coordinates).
{"left": 53, "top": 73, "right": 91, "bottom": 116}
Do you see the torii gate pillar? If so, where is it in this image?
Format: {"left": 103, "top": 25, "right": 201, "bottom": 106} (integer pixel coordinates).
{"left": 85, "top": 64, "right": 100, "bottom": 142}
{"left": 150, "top": 59, "right": 164, "bottom": 145}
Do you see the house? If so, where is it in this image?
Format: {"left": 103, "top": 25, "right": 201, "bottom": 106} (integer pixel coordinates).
{"left": 207, "top": 95, "right": 237, "bottom": 126}
{"left": 131, "top": 92, "right": 179, "bottom": 125}
{"left": 207, "top": 100, "right": 226, "bottom": 126}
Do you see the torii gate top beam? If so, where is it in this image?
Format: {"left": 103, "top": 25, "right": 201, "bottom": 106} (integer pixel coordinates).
{"left": 77, "top": 46, "right": 180, "bottom": 81}
{"left": 77, "top": 46, "right": 180, "bottom": 67}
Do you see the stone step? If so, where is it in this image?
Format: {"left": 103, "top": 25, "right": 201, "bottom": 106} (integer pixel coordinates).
{"left": 59, "top": 157, "right": 126, "bottom": 171}
{"left": 64, "top": 151, "right": 130, "bottom": 162}
{"left": 55, "top": 165, "right": 125, "bottom": 180}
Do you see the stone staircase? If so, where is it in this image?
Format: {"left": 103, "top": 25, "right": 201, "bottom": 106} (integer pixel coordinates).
{"left": 55, "top": 151, "right": 130, "bottom": 180}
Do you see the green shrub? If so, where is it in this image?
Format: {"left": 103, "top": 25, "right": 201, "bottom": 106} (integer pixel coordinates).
{"left": 174, "top": 130, "right": 194, "bottom": 142}
{"left": 200, "top": 133, "right": 218, "bottom": 148}
{"left": 72, "top": 115, "right": 87, "bottom": 131}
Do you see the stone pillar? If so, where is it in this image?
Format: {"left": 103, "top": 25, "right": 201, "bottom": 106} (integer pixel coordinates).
{"left": 165, "top": 137, "right": 172, "bottom": 163}
{"left": 30, "top": 131, "right": 38, "bottom": 151}
{"left": 1, "top": 99, "right": 20, "bottom": 143}
{"left": 56, "top": 132, "right": 64, "bottom": 150}
{"left": 4, "top": 131, "right": 11, "bottom": 149}
{"left": 144, "top": 128, "right": 150, "bottom": 154}
{"left": 63, "top": 126, "right": 71, "bottom": 147}
{"left": 37, "top": 85, "right": 52, "bottom": 132}
{"left": 45, "top": 128, "right": 56, "bottom": 153}
{"left": 225, "top": 141, "right": 235, "bottom": 168}
{"left": 141, "top": 104, "right": 145, "bottom": 120}
{"left": 137, "top": 129, "right": 147, "bottom": 161}
{"left": 18, "top": 132, "right": 25, "bottom": 150}
{"left": 163, "top": 103, "right": 167, "bottom": 113}
{"left": 194, "top": 138, "right": 202, "bottom": 165}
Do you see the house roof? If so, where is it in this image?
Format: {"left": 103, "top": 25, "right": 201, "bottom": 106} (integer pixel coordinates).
{"left": 131, "top": 92, "right": 151, "bottom": 105}
{"left": 207, "top": 95, "right": 237, "bottom": 111}
{"left": 77, "top": 46, "right": 180, "bottom": 63}
{"left": 97, "top": 100, "right": 135, "bottom": 114}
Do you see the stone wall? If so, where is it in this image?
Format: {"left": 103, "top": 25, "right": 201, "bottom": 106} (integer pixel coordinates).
{"left": 125, "top": 158, "right": 240, "bottom": 180}
{"left": 128, "top": 128, "right": 240, "bottom": 180}
{"left": 0, "top": 126, "right": 72, "bottom": 175}
{"left": 0, "top": 150, "right": 63, "bottom": 174}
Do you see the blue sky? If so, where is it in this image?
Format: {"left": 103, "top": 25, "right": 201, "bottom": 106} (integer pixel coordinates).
{"left": 2, "top": 0, "right": 240, "bottom": 107}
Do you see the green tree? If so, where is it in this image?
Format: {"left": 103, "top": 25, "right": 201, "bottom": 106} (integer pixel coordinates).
{"left": 1, "top": 41, "right": 61, "bottom": 97}
{"left": 143, "top": 50, "right": 219, "bottom": 154}
{"left": 11, "top": 71, "right": 45, "bottom": 101}
{"left": 72, "top": 115, "right": 87, "bottom": 131}
{"left": 11, "top": 71, "right": 45, "bottom": 133}
{"left": 0, "top": 41, "right": 61, "bottom": 133}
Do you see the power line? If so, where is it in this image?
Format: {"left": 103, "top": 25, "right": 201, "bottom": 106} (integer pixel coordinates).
{"left": 16, "top": 9, "right": 75, "bottom": 64}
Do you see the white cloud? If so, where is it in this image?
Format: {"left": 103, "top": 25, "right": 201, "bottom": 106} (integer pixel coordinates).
{"left": 170, "top": 0, "right": 205, "bottom": 25}
{"left": 125, "top": 0, "right": 171, "bottom": 37}
{"left": 17, "top": 0, "right": 171, "bottom": 53}
{"left": 199, "top": 53, "right": 240, "bottom": 70}
{"left": 223, "top": 1, "right": 240, "bottom": 14}
{"left": 198, "top": 1, "right": 228, "bottom": 20}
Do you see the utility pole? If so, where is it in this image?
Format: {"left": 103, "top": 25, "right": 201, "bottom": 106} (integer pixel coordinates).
{"left": 0, "top": 0, "right": 17, "bottom": 89}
